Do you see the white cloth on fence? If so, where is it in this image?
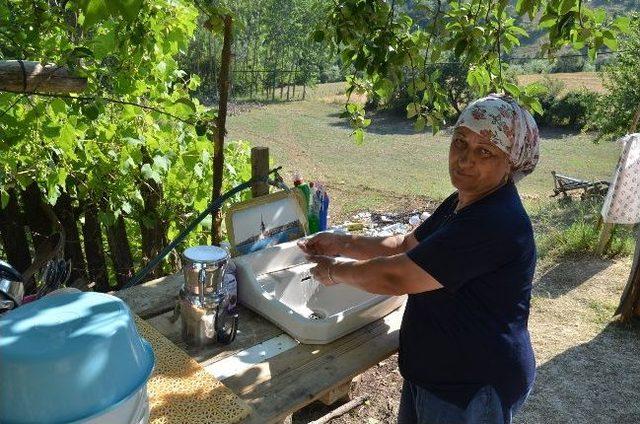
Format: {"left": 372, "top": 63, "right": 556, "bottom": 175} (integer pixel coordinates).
{"left": 601, "top": 133, "right": 640, "bottom": 224}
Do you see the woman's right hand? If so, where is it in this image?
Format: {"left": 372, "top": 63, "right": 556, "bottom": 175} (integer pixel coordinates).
{"left": 297, "top": 232, "right": 345, "bottom": 257}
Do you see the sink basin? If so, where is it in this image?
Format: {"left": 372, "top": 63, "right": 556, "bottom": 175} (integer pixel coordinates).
{"left": 233, "top": 238, "right": 406, "bottom": 344}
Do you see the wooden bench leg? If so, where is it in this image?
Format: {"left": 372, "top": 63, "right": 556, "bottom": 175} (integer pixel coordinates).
{"left": 320, "top": 376, "right": 361, "bottom": 405}
{"left": 597, "top": 223, "right": 616, "bottom": 255}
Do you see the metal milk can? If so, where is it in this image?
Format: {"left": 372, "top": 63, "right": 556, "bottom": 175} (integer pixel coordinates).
{"left": 178, "top": 245, "right": 237, "bottom": 347}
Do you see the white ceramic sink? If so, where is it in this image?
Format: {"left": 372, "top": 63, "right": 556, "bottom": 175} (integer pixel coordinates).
{"left": 233, "top": 238, "right": 406, "bottom": 344}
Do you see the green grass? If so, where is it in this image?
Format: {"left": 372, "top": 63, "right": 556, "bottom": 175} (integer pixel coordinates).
{"left": 228, "top": 82, "right": 621, "bottom": 215}
{"left": 532, "top": 199, "right": 636, "bottom": 261}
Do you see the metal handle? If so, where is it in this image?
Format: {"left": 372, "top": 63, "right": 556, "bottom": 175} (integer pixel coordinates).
{"left": 198, "top": 266, "right": 206, "bottom": 307}
{"left": 0, "top": 299, "right": 14, "bottom": 311}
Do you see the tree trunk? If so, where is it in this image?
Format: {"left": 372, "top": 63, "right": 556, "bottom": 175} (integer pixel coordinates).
{"left": 303, "top": 84, "right": 306, "bottom": 100}
{"left": 138, "top": 161, "right": 168, "bottom": 281}
{"left": 210, "top": 14, "right": 234, "bottom": 245}
{"left": 82, "top": 201, "right": 109, "bottom": 292}
{"left": 105, "top": 214, "right": 135, "bottom": 289}
{"left": 21, "top": 182, "right": 53, "bottom": 249}
{"left": 53, "top": 192, "right": 88, "bottom": 288}
{"left": 0, "top": 188, "right": 33, "bottom": 283}
{"left": 292, "top": 76, "right": 296, "bottom": 99}
{"left": 272, "top": 70, "right": 276, "bottom": 101}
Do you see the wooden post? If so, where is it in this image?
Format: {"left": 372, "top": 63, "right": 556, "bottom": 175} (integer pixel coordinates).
{"left": 0, "top": 60, "right": 87, "bottom": 93}
{"left": 251, "top": 147, "right": 270, "bottom": 198}
{"left": 596, "top": 223, "right": 616, "bottom": 255}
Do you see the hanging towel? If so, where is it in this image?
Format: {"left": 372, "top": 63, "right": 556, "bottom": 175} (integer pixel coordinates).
{"left": 601, "top": 133, "right": 640, "bottom": 224}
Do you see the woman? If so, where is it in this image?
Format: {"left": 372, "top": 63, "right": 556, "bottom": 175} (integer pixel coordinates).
{"left": 299, "top": 94, "right": 540, "bottom": 424}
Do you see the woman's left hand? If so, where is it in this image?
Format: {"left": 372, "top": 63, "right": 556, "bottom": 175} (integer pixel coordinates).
{"left": 306, "top": 255, "right": 340, "bottom": 286}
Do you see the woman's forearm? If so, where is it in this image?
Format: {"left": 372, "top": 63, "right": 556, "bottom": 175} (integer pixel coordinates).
{"left": 328, "top": 254, "right": 443, "bottom": 295}
{"left": 331, "top": 257, "right": 403, "bottom": 294}
{"left": 337, "top": 234, "right": 405, "bottom": 259}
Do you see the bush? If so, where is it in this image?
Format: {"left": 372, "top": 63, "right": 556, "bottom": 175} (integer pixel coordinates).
{"left": 550, "top": 89, "right": 600, "bottom": 129}
{"left": 527, "top": 76, "right": 600, "bottom": 130}
{"left": 550, "top": 55, "right": 586, "bottom": 73}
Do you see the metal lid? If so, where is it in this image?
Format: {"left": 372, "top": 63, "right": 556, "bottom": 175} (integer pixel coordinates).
{"left": 183, "top": 245, "right": 229, "bottom": 264}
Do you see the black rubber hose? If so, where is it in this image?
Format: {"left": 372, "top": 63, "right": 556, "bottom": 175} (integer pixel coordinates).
{"left": 122, "top": 167, "right": 283, "bottom": 290}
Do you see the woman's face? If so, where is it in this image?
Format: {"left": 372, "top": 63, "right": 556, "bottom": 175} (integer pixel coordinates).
{"left": 449, "top": 126, "right": 511, "bottom": 194}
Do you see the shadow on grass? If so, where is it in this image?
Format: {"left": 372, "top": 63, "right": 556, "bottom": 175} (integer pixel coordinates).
{"left": 517, "top": 319, "right": 640, "bottom": 424}
{"left": 327, "top": 110, "right": 432, "bottom": 136}
{"left": 538, "top": 126, "right": 585, "bottom": 140}
{"left": 534, "top": 257, "right": 614, "bottom": 298}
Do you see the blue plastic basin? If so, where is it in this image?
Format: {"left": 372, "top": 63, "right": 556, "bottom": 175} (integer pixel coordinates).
{"left": 0, "top": 292, "right": 155, "bottom": 423}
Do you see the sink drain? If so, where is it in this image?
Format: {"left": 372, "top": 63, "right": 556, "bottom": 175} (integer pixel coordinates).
{"left": 308, "top": 310, "right": 326, "bottom": 320}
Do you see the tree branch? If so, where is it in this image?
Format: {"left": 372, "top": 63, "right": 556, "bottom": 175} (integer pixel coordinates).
{"left": 0, "top": 89, "right": 198, "bottom": 126}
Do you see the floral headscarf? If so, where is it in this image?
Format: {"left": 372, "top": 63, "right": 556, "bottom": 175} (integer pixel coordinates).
{"left": 454, "top": 94, "right": 540, "bottom": 182}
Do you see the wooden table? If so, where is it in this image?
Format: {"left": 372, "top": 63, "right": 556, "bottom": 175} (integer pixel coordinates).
{"left": 115, "top": 274, "right": 404, "bottom": 424}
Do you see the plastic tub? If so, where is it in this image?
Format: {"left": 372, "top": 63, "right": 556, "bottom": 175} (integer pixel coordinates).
{"left": 0, "top": 292, "right": 155, "bottom": 423}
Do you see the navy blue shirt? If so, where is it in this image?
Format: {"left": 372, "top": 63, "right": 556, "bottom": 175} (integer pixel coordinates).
{"left": 400, "top": 181, "right": 536, "bottom": 420}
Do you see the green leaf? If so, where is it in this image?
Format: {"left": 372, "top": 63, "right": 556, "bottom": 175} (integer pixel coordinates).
{"left": 373, "top": 78, "right": 394, "bottom": 100}
{"left": 406, "top": 102, "right": 420, "bottom": 119}
{"left": 613, "top": 16, "right": 631, "bottom": 34}
{"left": 195, "top": 121, "right": 208, "bottom": 137}
{"left": 559, "top": 0, "right": 576, "bottom": 16}
{"left": 530, "top": 98, "right": 544, "bottom": 115}
{"left": 313, "top": 29, "right": 325, "bottom": 43}
{"left": 141, "top": 163, "right": 161, "bottom": 184}
{"left": 0, "top": 191, "right": 9, "bottom": 209}
{"left": 602, "top": 36, "right": 617, "bottom": 51}
{"left": 115, "top": 0, "right": 143, "bottom": 22}
{"left": 70, "top": 46, "right": 94, "bottom": 59}
{"left": 50, "top": 98, "right": 66, "bottom": 115}
{"left": 82, "top": 103, "right": 100, "bottom": 120}
{"left": 188, "top": 75, "right": 201, "bottom": 91}
{"left": 539, "top": 14, "right": 557, "bottom": 29}
{"left": 153, "top": 155, "right": 170, "bottom": 173}
{"left": 454, "top": 39, "right": 467, "bottom": 57}
{"left": 81, "top": 0, "right": 109, "bottom": 27}
{"left": 414, "top": 115, "right": 426, "bottom": 132}
{"left": 353, "top": 128, "right": 364, "bottom": 145}
{"left": 504, "top": 82, "right": 521, "bottom": 97}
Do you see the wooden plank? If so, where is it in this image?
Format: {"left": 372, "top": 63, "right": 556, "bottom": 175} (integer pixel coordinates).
{"left": 596, "top": 222, "right": 616, "bottom": 255}
{"left": 207, "top": 334, "right": 299, "bottom": 380}
{"left": 251, "top": 147, "right": 270, "bottom": 198}
{"left": 0, "top": 60, "right": 87, "bottom": 93}
{"left": 229, "top": 307, "right": 403, "bottom": 423}
{"left": 114, "top": 273, "right": 183, "bottom": 319}
{"left": 146, "top": 306, "right": 284, "bottom": 364}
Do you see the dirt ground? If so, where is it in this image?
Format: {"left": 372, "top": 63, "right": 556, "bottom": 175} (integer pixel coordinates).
{"left": 293, "top": 257, "right": 640, "bottom": 424}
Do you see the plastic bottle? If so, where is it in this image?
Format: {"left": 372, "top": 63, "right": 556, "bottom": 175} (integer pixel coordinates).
{"left": 293, "top": 171, "right": 311, "bottom": 215}
{"left": 308, "top": 185, "right": 320, "bottom": 234}
{"left": 319, "top": 192, "right": 330, "bottom": 231}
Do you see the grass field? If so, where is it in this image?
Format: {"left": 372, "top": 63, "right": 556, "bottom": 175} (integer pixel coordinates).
{"left": 518, "top": 72, "right": 605, "bottom": 94}
{"left": 228, "top": 81, "right": 620, "bottom": 219}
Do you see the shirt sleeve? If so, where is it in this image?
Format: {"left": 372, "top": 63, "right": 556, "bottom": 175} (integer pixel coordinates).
{"left": 406, "top": 213, "right": 519, "bottom": 293}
